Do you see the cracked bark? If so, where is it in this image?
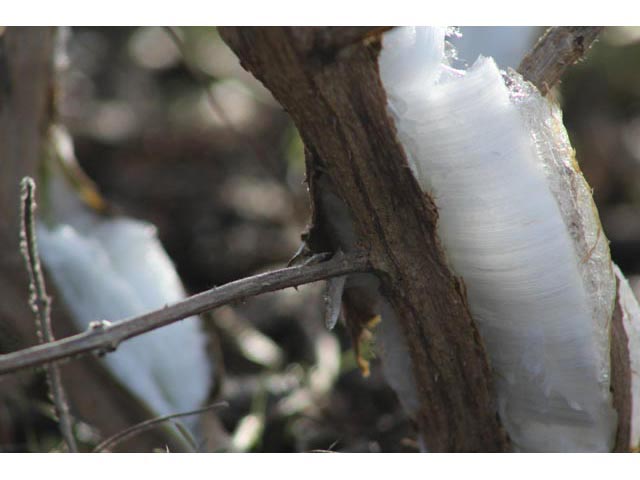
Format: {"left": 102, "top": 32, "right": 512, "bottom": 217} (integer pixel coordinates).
{"left": 220, "top": 26, "right": 509, "bottom": 452}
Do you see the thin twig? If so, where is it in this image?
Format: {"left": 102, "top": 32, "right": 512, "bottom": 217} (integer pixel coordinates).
{"left": 0, "top": 251, "right": 370, "bottom": 375}
{"left": 92, "top": 401, "right": 228, "bottom": 453}
{"left": 518, "top": 26, "right": 604, "bottom": 95}
{"left": 19, "top": 177, "right": 78, "bottom": 453}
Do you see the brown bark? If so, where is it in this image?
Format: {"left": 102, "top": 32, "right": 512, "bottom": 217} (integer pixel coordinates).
{"left": 0, "top": 25, "right": 56, "bottom": 449}
{"left": 219, "top": 26, "right": 509, "bottom": 452}
{"left": 0, "top": 28, "right": 54, "bottom": 340}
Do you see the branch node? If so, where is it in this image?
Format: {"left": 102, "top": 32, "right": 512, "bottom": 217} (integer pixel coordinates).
{"left": 89, "top": 319, "right": 112, "bottom": 331}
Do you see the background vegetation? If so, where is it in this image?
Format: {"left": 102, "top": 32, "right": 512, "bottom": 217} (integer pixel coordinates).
{"left": 2, "top": 26, "right": 640, "bottom": 452}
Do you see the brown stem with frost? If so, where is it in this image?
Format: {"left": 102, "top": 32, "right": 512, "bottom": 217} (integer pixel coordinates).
{"left": 0, "top": 252, "right": 369, "bottom": 375}
{"left": 518, "top": 26, "right": 603, "bottom": 95}
{"left": 219, "top": 26, "right": 510, "bottom": 452}
{"left": 519, "top": 26, "right": 637, "bottom": 451}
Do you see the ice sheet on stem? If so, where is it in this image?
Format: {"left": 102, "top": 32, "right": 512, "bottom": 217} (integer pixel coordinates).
{"left": 379, "top": 27, "right": 617, "bottom": 452}
{"left": 37, "top": 127, "right": 213, "bottom": 435}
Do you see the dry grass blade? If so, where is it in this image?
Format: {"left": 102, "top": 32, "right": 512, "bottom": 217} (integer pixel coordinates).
{"left": 162, "top": 26, "right": 281, "bottom": 178}
{"left": 93, "top": 402, "right": 228, "bottom": 453}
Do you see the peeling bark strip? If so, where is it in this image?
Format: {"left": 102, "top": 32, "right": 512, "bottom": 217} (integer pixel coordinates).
{"left": 610, "top": 265, "right": 640, "bottom": 452}
{"left": 611, "top": 275, "right": 631, "bottom": 452}
{"left": 220, "top": 27, "right": 509, "bottom": 451}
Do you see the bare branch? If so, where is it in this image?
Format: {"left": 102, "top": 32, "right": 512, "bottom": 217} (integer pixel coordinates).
{"left": 518, "top": 26, "right": 604, "bottom": 95}
{"left": 0, "top": 251, "right": 370, "bottom": 376}
{"left": 19, "top": 177, "right": 78, "bottom": 453}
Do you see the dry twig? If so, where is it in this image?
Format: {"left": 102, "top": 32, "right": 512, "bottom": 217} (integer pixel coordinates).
{"left": 19, "top": 177, "right": 78, "bottom": 452}
{"left": 518, "top": 26, "right": 604, "bottom": 95}
{"left": 0, "top": 250, "right": 369, "bottom": 375}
